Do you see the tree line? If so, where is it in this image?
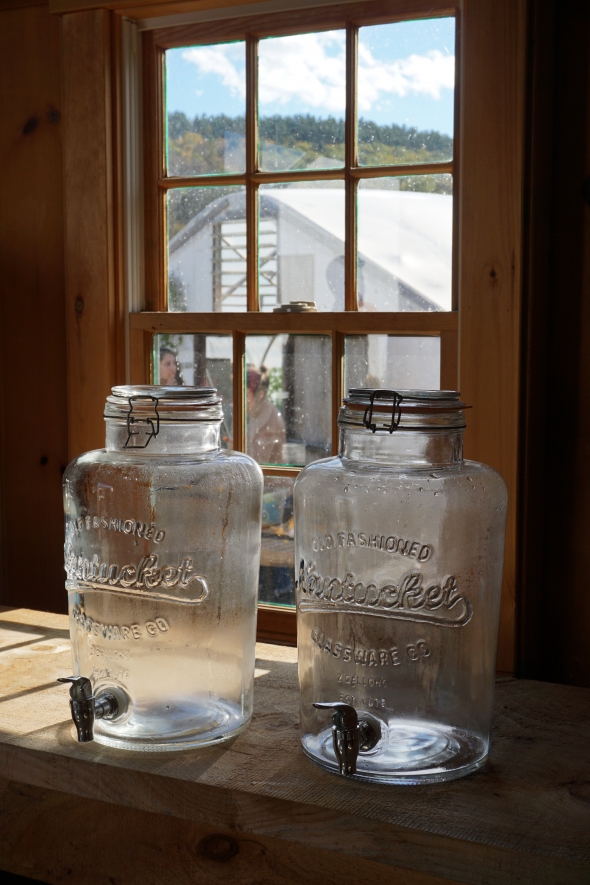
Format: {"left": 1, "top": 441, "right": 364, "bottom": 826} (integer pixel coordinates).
{"left": 168, "top": 111, "right": 453, "bottom": 156}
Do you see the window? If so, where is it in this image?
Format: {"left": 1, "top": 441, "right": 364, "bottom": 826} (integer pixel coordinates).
{"left": 134, "top": 0, "right": 460, "bottom": 642}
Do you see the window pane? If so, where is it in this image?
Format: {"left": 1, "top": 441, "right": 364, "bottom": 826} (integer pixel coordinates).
{"left": 152, "top": 333, "right": 234, "bottom": 445}
{"left": 259, "top": 182, "right": 345, "bottom": 311}
{"left": 259, "top": 476, "right": 295, "bottom": 607}
{"left": 165, "top": 42, "right": 246, "bottom": 177}
{"left": 358, "top": 18, "right": 455, "bottom": 167}
{"left": 258, "top": 31, "right": 346, "bottom": 172}
{"left": 245, "top": 334, "right": 331, "bottom": 466}
{"left": 358, "top": 175, "right": 452, "bottom": 311}
{"left": 167, "top": 186, "right": 246, "bottom": 311}
{"left": 344, "top": 335, "right": 440, "bottom": 391}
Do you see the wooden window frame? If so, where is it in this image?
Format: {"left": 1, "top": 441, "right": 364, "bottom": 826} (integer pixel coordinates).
{"left": 133, "top": 0, "right": 460, "bottom": 643}
{"left": 61, "top": 0, "right": 525, "bottom": 670}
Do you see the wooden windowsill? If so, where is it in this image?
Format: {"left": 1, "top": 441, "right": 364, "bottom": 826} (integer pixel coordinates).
{"left": 0, "top": 606, "right": 588, "bottom": 884}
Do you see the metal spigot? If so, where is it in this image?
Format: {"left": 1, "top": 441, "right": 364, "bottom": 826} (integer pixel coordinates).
{"left": 58, "top": 676, "right": 119, "bottom": 742}
{"left": 314, "top": 702, "right": 381, "bottom": 777}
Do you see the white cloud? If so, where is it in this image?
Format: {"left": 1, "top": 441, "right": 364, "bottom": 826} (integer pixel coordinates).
{"left": 358, "top": 45, "right": 455, "bottom": 110}
{"left": 258, "top": 32, "right": 346, "bottom": 112}
{"left": 182, "top": 35, "right": 454, "bottom": 115}
{"left": 182, "top": 45, "right": 246, "bottom": 99}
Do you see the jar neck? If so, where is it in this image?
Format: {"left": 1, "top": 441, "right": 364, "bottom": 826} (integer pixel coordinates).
{"left": 105, "top": 420, "right": 221, "bottom": 455}
{"left": 339, "top": 427, "right": 463, "bottom": 466}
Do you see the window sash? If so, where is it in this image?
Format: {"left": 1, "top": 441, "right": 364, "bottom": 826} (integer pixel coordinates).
{"left": 140, "top": 0, "right": 460, "bottom": 642}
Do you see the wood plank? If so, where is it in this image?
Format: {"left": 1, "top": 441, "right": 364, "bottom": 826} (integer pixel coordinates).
{"left": 0, "top": 0, "right": 45, "bottom": 9}
{"left": 0, "top": 4, "right": 68, "bottom": 613}
{"left": 0, "top": 779, "right": 462, "bottom": 885}
{"left": 150, "top": 0, "right": 455, "bottom": 48}
{"left": 458, "top": 0, "right": 527, "bottom": 674}
{"left": 48, "top": 0, "right": 455, "bottom": 25}
{"left": 130, "top": 310, "right": 459, "bottom": 334}
{"left": 62, "top": 9, "right": 121, "bottom": 460}
{"left": 50, "top": 0, "right": 278, "bottom": 16}
{"left": 440, "top": 328, "right": 458, "bottom": 390}
{"left": 0, "top": 608, "right": 588, "bottom": 885}
{"left": 142, "top": 29, "right": 165, "bottom": 311}
{"left": 256, "top": 603, "right": 296, "bottom": 643}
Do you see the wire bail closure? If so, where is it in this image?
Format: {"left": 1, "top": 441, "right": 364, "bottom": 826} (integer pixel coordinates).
{"left": 124, "top": 395, "right": 160, "bottom": 449}
{"left": 362, "top": 390, "right": 403, "bottom": 434}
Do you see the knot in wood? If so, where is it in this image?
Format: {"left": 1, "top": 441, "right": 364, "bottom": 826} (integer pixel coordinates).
{"left": 23, "top": 116, "right": 39, "bottom": 136}
{"left": 198, "top": 833, "right": 239, "bottom": 862}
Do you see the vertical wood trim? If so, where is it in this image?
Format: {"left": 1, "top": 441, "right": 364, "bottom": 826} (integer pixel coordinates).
{"left": 246, "top": 35, "right": 259, "bottom": 311}
{"left": 121, "top": 18, "right": 146, "bottom": 381}
{"left": 451, "top": 9, "right": 460, "bottom": 313}
{"left": 62, "top": 8, "right": 119, "bottom": 459}
{"left": 233, "top": 331, "right": 245, "bottom": 450}
{"left": 129, "top": 327, "right": 151, "bottom": 383}
{"left": 459, "top": 0, "right": 526, "bottom": 674}
{"left": 440, "top": 328, "right": 458, "bottom": 391}
{"left": 331, "top": 330, "right": 344, "bottom": 454}
{"left": 142, "top": 30, "right": 164, "bottom": 310}
{"left": 344, "top": 23, "right": 357, "bottom": 311}
{"left": 111, "top": 13, "right": 127, "bottom": 385}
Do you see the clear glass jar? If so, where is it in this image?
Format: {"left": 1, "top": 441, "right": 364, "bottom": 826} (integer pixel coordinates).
{"left": 294, "top": 389, "right": 508, "bottom": 783}
{"left": 63, "top": 386, "right": 263, "bottom": 750}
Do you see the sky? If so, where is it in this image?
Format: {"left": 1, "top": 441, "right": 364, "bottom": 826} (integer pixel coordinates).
{"left": 166, "top": 17, "right": 455, "bottom": 136}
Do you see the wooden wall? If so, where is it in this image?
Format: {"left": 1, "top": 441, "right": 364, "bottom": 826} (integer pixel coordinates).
{"left": 0, "top": 0, "right": 68, "bottom": 614}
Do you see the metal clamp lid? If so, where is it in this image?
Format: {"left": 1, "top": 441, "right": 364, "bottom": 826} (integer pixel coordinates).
{"left": 362, "top": 389, "right": 403, "bottom": 434}
{"left": 124, "top": 394, "right": 160, "bottom": 449}
{"left": 341, "top": 388, "right": 469, "bottom": 432}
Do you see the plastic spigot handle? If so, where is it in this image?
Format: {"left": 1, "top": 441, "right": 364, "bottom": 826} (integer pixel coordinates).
{"left": 58, "top": 676, "right": 95, "bottom": 742}
{"left": 57, "top": 676, "right": 93, "bottom": 702}
{"left": 313, "top": 702, "right": 360, "bottom": 776}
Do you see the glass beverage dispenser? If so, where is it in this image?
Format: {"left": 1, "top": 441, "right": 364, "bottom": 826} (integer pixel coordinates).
{"left": 295, "top": 389, "right": 507, "bottom": 783}
{"left": 60, "top": 386, "right": 263, "bottom": 750}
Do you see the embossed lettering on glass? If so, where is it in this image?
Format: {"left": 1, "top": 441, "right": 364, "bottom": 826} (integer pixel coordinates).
{"left": 294, "top": 389, "right": 507, "bottom": 783}
{"left": 61, "top": 386, "right": 263, "bottom": 750}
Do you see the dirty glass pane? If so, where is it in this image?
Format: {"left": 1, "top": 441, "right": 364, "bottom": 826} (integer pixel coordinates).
{"left": 167, "top": 186, "right": 246, "bottom": 311}
{"left": 245, "top": 334, "right": 331, "bottom": 466}
{"left": 152, "top": 334, "right": 233, "bottom": 446}
{"left": 165, "top": 42, "right": 246, "bottom": 177}
{"left": 357, "top": 175, "right": 452, "bottom": 312}
{"left": 259, "top": 475, "right": 295, "bottom": 606}
{"left": 259, "top": 182, "right": 345, "bottom": 311}
{"left": 258, "top": 31, "right": 346, "bottom": 172}
{"left": 344, "top": 335, "right": 440, "bottom": 392}
{"left": 358, "top": 18, "right": 455, "bottom": 167}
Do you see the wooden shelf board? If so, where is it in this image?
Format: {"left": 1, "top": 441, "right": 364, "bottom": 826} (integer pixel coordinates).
{"left": 0, "top": 607, "right": 588, "bottom": 885}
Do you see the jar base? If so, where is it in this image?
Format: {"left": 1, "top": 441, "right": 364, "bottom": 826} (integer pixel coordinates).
{"left": 302, "top": 720, "right": 488, "bottom": 784}
{"left": 93, "top": 698, "right": 250, "bottom": 752}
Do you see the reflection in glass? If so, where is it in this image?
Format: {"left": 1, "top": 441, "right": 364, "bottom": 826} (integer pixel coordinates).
{"left": 344, "top": 335, "right": 440, "bottom": 392}
{"left": 167, "top": 186, "right": 246, "bottom": 311}
{"left": 358, "top": 18, "right": 455, "bottom": 167}
{"left": 152, "top": 334, "right": 233, "bottom": 446}
{"left": 258, "top": 31, "right": 346, "bottom": 172}
{"left": 358, "top": 176, "right": 452, "bottom": 311}
{"left": 259, "top": 182, "right": 345, "bottom": 311}
{"left": 245, "top": 334, "right": 331, "bottom": 466}
{"left": 165, "top": 43, "right": 246, "bottom": 177}
{"left": 259, "top": 475, "right": 295, "bottom": 606}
